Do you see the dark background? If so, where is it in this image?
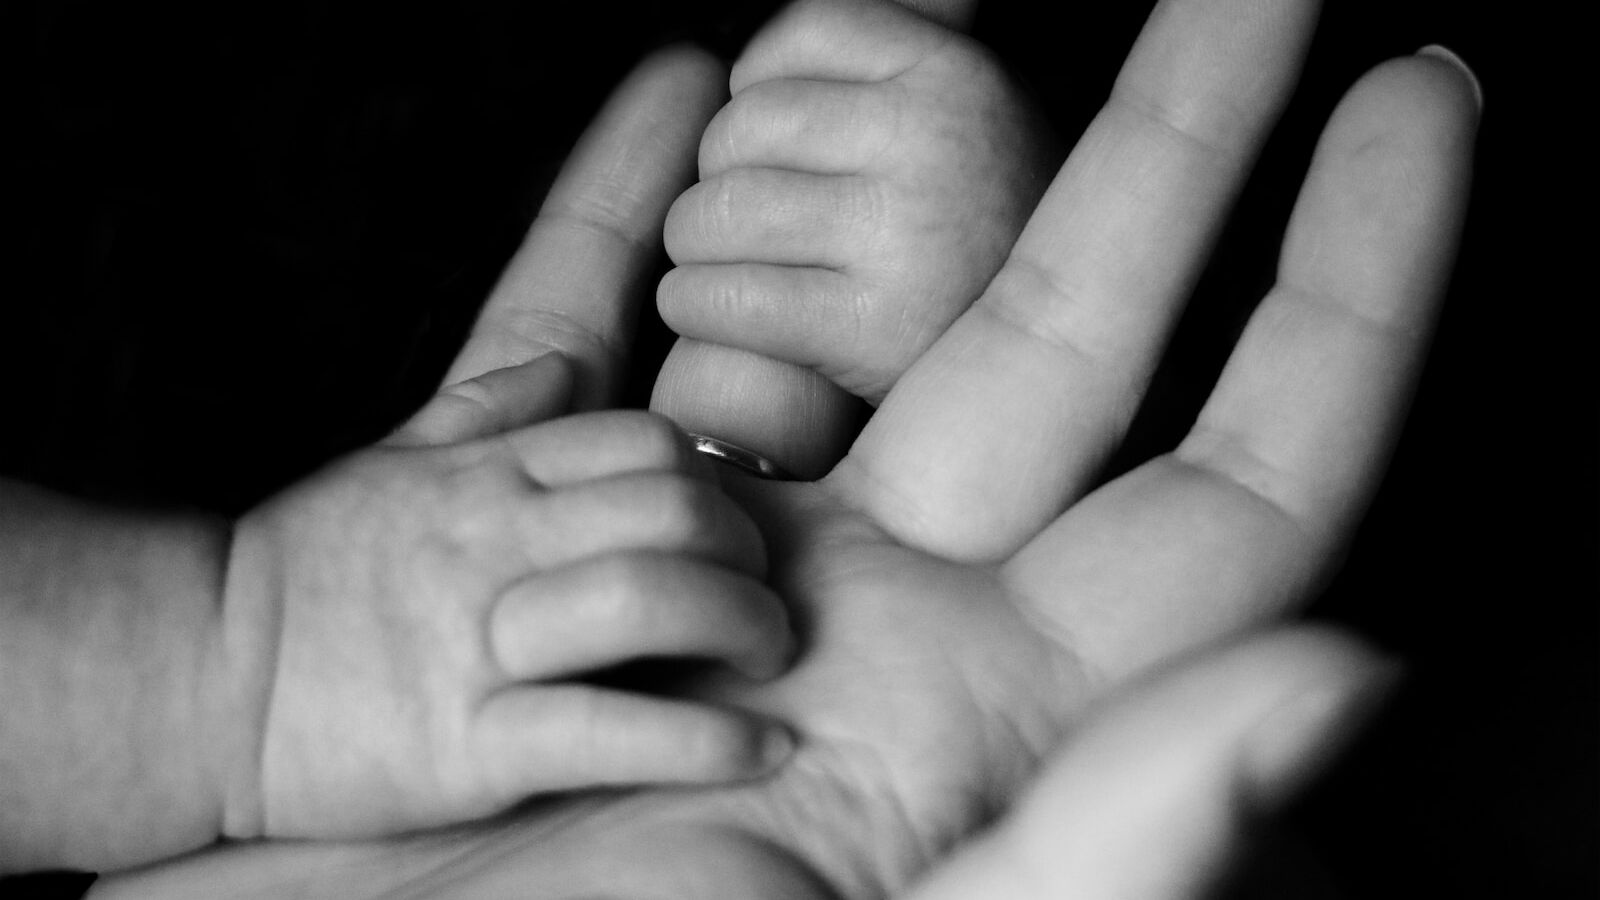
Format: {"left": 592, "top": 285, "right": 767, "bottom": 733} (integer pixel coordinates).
{"left": 8, "top": 0, "right": 1591, "bottom": 896}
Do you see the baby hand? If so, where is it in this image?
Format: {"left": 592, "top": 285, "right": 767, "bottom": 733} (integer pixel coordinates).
{"left": 652, "top": 0, "right": 1059, "bottom": 474}
{"left": 218, "top": 361, "right": 795, "bottom": 839}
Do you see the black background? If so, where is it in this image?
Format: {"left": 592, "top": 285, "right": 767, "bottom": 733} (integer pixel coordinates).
{"left": 8, "top": 0, "right": 1592, "bottom": 896}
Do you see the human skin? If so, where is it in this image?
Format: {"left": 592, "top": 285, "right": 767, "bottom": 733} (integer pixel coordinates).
{"left": 651, "top": 0, "right": 1061, "bottom": 477}
{"left": 219, "top": 366, "right": 800, "bottom": 842}
{"left": 0, "top": 344, "right": 803, "bottom": 873}
{"left": 900, "top": 627, "right": 1399, "bottom": 900}
{"left": 92, "top": 0, "right": 1479, "bottom": 894}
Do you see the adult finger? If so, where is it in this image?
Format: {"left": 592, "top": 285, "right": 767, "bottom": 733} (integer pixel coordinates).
{"left": 503, "top": 410, "right": 715, "bottom": 488}
{"left": 473, "top": 685, "right": 794, "bottom": 795}
{"left": 651, "top": 340, "right": 865, "bottom": 480}
{"left": 388, "top": 354, "right": 575, "bottom": 448}
{"left": 490, "top": 552, "right": 794, "bottom": 683}
{"left": 443, "top": 45, "right": 727, "bottom": 409}
{"left": 1006, "top": 50, "right": 1480, "bottom": 680}
{"left": 838, "top": 0, "right": 1322, "bottom": 562}
{"left": 903, "top": 628, "right": 1397, "bottom": 900}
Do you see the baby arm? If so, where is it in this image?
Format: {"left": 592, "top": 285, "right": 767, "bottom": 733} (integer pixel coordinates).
{"left": 651, "top": 0, "right": 1061, "bottom": 477}
{"left": 1, "top": 358, "right": 794, "bottom": 873}
{"left": 0, "top": 480, "right": 235, "bottom": 873}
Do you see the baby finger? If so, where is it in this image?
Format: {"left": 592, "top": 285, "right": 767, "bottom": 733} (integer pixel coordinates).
{"left": 488, "top": 551, "right": 795, "bottom": 682}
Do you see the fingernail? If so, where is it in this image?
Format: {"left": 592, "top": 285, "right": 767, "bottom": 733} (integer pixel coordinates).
{"left": 1417, "top": 44, "right": 1484, "bottom": 113}
{"left": 759, "top": 723, "right": 798, "bottom": 771}
{"left": 1242, "top": 658, "right": 1402, "bottom": 809}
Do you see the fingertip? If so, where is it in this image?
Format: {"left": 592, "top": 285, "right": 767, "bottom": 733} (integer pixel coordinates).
{"left": 714, "top": 718, "right": 799, "bottom": 779}
{"left": 759, "top": 722, "right": 799, "bottom": 771}
{"left": 392, "top": 353, "right": 576, "bottom": 447}
{"left": 523, "top": 350, "right": 579, "bottom": 405}
{"left": 628, "top": 40, "right": 730, "bottom": 100}
{"left": 1415, "top": 44, "right": 1484, "bottom": 114}
{"left": 1337, "top": 51, "right": 1483, "bottom": 153}
{"left": 649, "top": 708, "right": 799, "bottom": 785}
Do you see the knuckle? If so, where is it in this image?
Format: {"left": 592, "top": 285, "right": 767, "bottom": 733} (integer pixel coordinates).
{"left": 839, "top": 175, "right": 889, "bottom": 232}
{"left": 700, "top": 93, "right": 758, "bottom": 175}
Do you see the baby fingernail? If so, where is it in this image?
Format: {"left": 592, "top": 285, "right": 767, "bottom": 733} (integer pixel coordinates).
{"left": 759, "top": 724, "right": 798, "bottom": 770}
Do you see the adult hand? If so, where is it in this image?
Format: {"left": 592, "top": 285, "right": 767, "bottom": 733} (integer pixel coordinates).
{"left": 435, "top": 44, "right": 725, "bottom": 411}
{"left": 902, "top": 627, "right": 1397, "bottom": 900}
{"left": 93, "top": 0, "right": 1479, "bottom": 894}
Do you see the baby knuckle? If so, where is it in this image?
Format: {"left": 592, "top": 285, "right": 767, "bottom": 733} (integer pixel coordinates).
{"left": 840, "top": 176, "right": 890, "bottom": 231}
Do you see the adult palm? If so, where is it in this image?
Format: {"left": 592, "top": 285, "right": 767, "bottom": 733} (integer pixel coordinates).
{"left": 95, "top": 0, "right": 1478, "bottom": 896}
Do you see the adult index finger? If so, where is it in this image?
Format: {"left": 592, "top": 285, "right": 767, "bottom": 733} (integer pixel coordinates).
{"left": 443, "top": 46, "right": 727, "bottom": 409}
{"left": 1006, "top": 51, "right": 1479, "bottom": 681}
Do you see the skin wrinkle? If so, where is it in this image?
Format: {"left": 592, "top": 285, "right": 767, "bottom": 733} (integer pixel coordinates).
{"left": 681, "top": 521, "right": 1095, "bottom": 899}
{"left": 976, "top": 257, "right": 1113, "bottom": 366}
{"left": 487, "top": 305, "right": 625, "bottom": 384}
{"left": 1275, "top": 270, "right": 1431, "bottom": 342}
{"left": 1175, "top": 425, "right": 1320, "bottom": 530}
{"left": 747, "top": 742, "right": 933, "bottom": 899}
{"left": 542, "top": 195, "right": 659, "bottom": 256}
{"left": 1106, "top": 75, "right": 1248, "bottom": 161}
{"left": 862, "top": 80, "right": 910, "bottom": 174}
